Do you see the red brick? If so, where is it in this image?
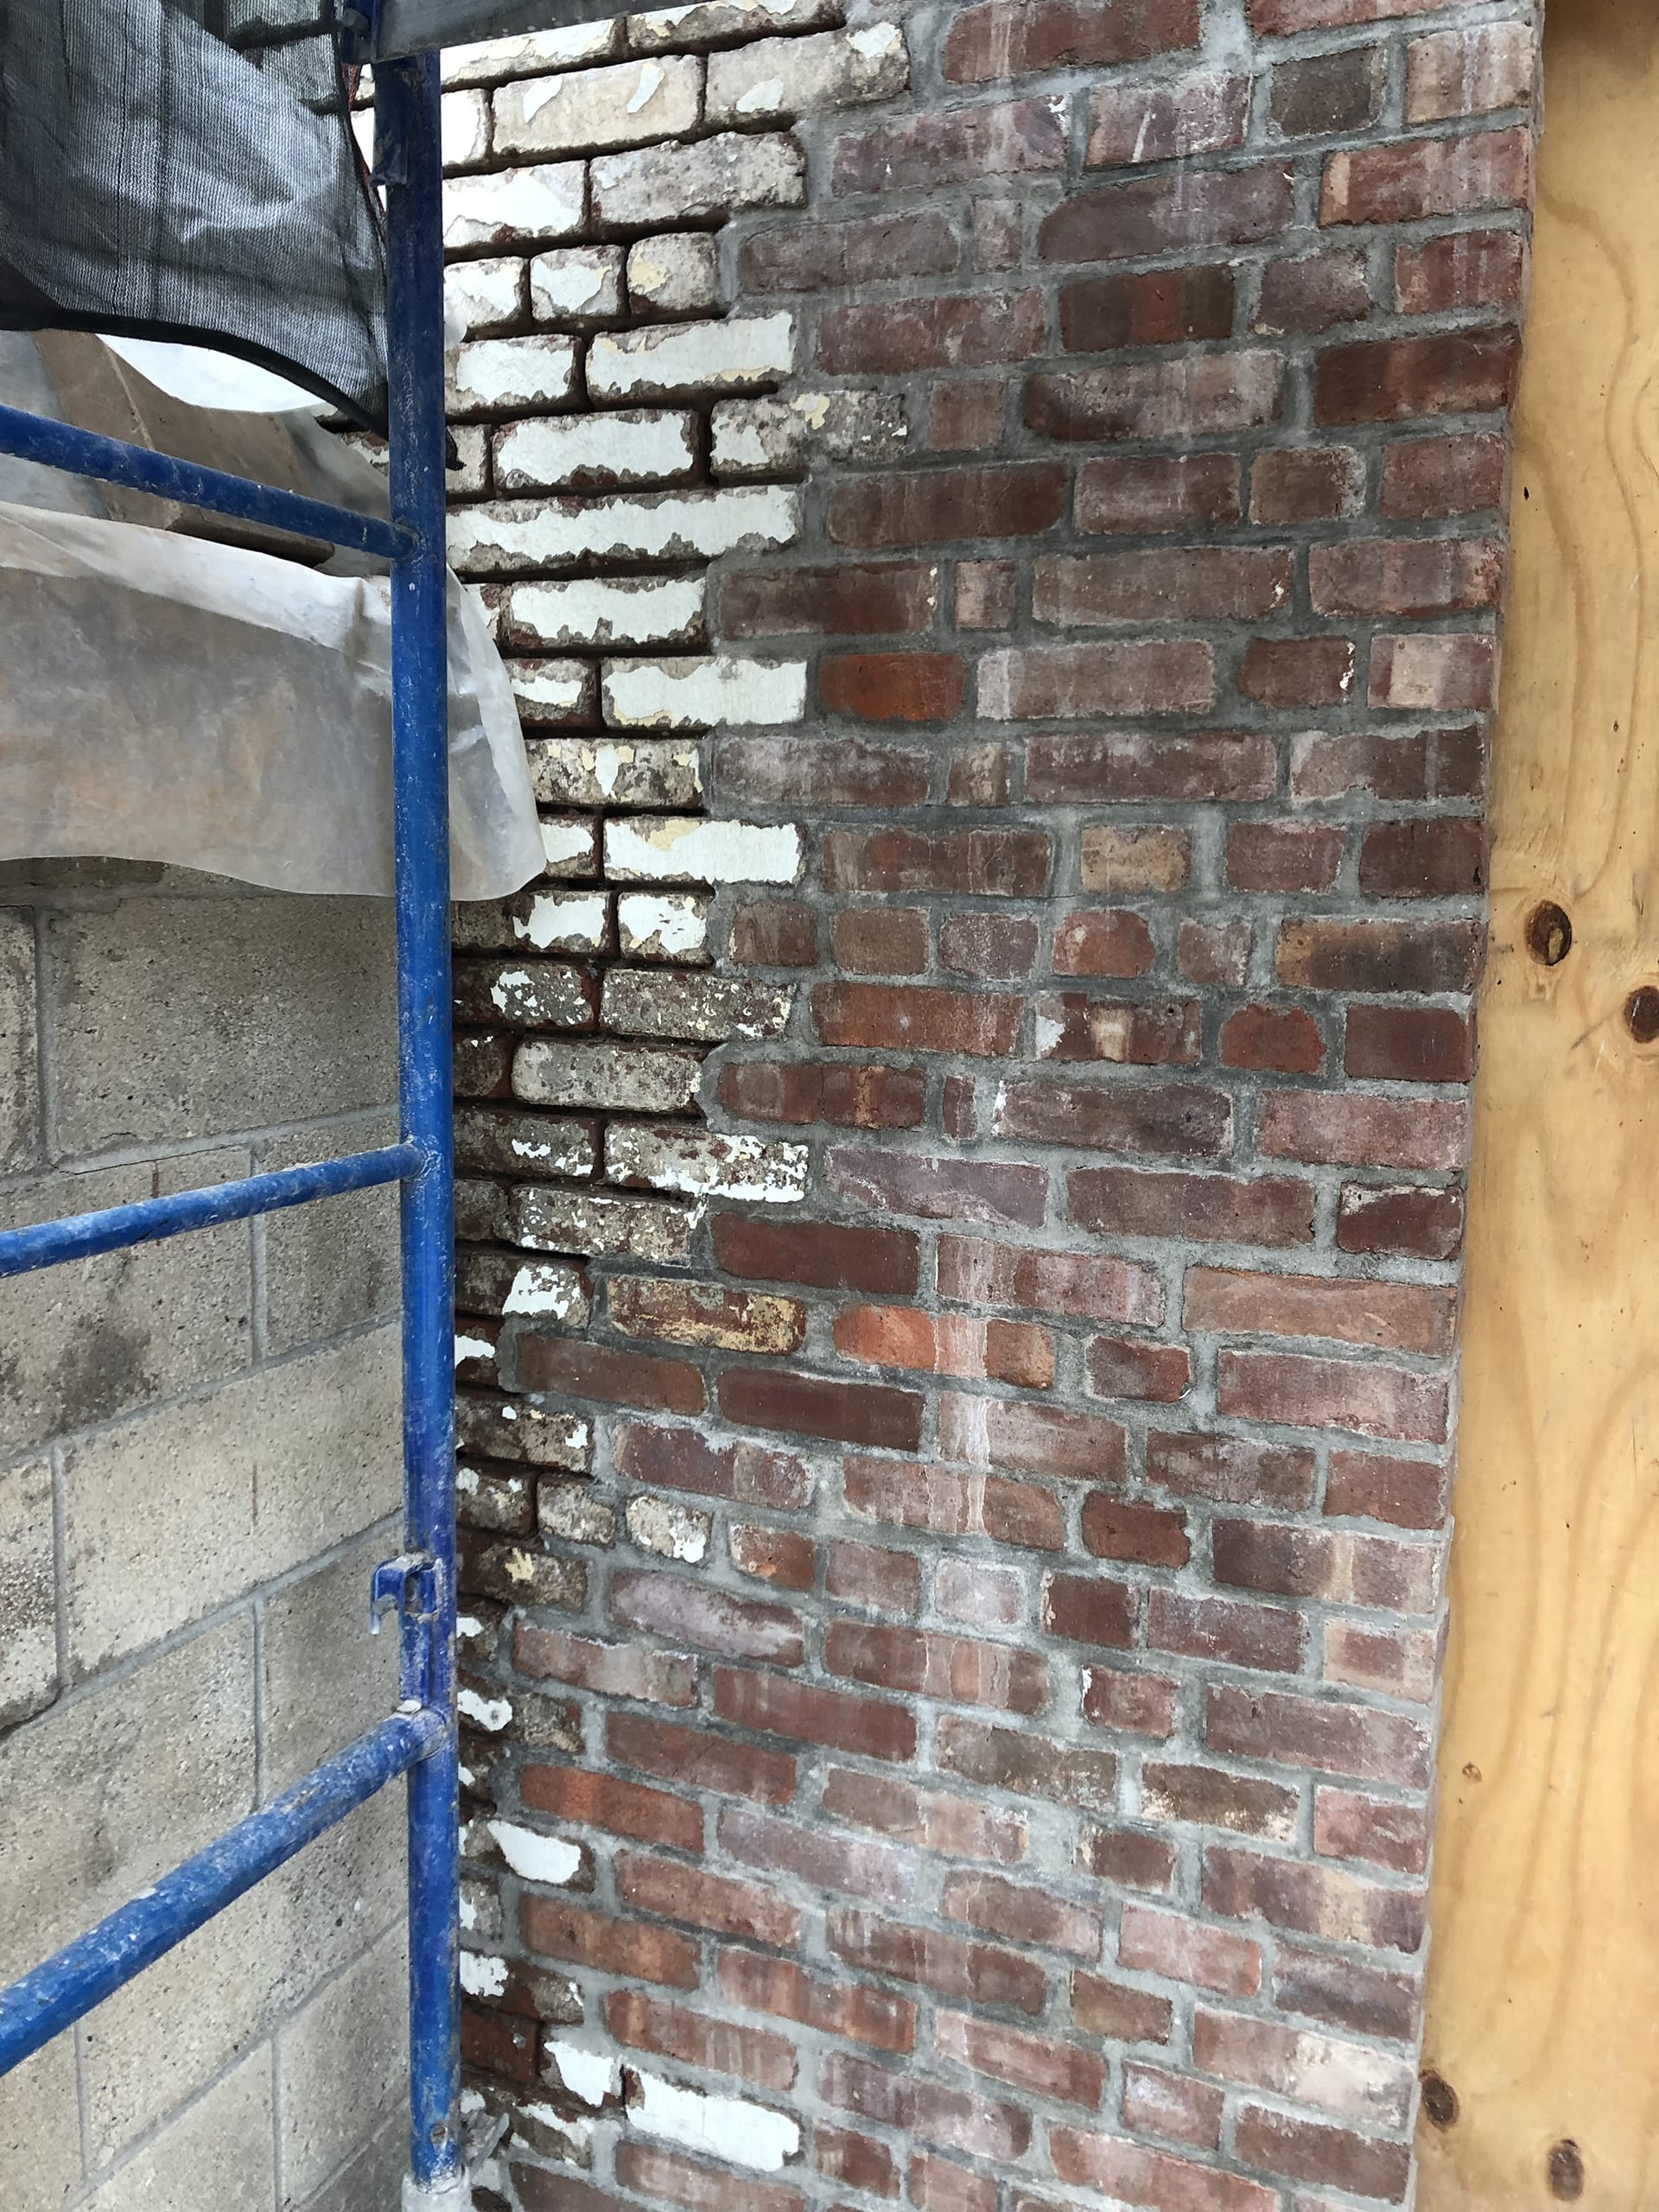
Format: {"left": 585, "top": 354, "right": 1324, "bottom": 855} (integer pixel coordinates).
{"left": 1082, "top": 1492, "right": 1190, "bottom": 1567}
{"left": 521, "top": 1897, "right": 698, "bottom": 1988}
{"left": 1359, "top": 817, "right": 1484, "bottom": 898}
{"left": 719, "top": 563, "right": 938, "bottom": 639}
{"left": 938, "top": 1392, "right": 1128, "bottom": 1483}
{"left": 617, "top": 1850, "right": 800, "bottom": 1947}
{"left": 821, "top": 2050, "right": 1031, "bottom": 2164}
{"left": 827, "top": 1536, "right": 924, "bottom": 1615}
{"left": 1088, "top": 68, "right": 1248, "bottom": 169}
{"left": 1049, "top": 2130, "right": 1277, "bottom": 2212}
{"left": 828, "top": 1620, "right": 1049, "bottom": 1713}
{"left": 931, "top": 381, "right": 1007, "bottom": 452}
{"left": 1041, "top": 164, "right": 1294, "bottom": 263}
{"left": 845, "top": 1456, "right": 1064, "bottom": 1552}
{"left": 1397, "top": 227, "right": 1525, "bottom": 316}
{"left": 1314, "top": 1787, "right": 1431, "bottom": 1876}
{"left": 934, "top": 2012, "right": 1106, "bottom": 2107}
{"left": 720, "top": 1948, "right": 916, "bottom": 2054}
{"left": 1315, "top": 327, "right": 1521, "bottom": 424}
{"left": 732, "top": 899, "right": 818, "bottom": 967}
{"left": 940, "top": 912, "right": 1039, "bottom": 979}
{"left": 1311, "top": 536, "right": 1503, "bottom": 619}
{"left": 616, "top": 2147, "right": 802, "bottom": 2212}
{"left": 936, "top": 1558, "right": 1025, "bottom": 1631}
{"left": 613, "top": 1422, "right": 810, "bottom": 1510}
{"left": 1238, "top": 636, "right": 1355, "bottom": 708}
{"left": 820, "top": 653, "right": 965, "bottom": 726}
{"left": 464, "top": 2003, "right": 537, "bottom": 2084}
{"left": 1273, "top": 1943, "right": 1421, "bottom": 2042}
{"left": 1073, "top": 452, "right": 1238, "bottom": 533}
{"left": 1081, "top": 1667, "right": 1179, "bottom": 1736}
{"left": 1326, "top": 1619, "right": 1439, "bottom": 1703}
{"left": 612, "top": 1573, "right": 804, "bottom": 1665}
{"left": 941, "top": 1235, "right": 1162, "bottom": 1325}
{"left": 817, "top": 2129, "right": 899, "bottom": 2198}
{"left": 1141, "top": 1762, "right": 1299, "bottom": 1841}
{"left": 1034, "top": 993, "right": 1198, "bottom": 1067}
{"left": 830, "top": 1906, "right": 1047, "bottom": 2017}
{"left": 1291, "top": 730, "right": 1429, "bottom": 801}
{"left": 1258, "top": 1090, "right": 1471, "bottom": 1172}
{"left": 1212, "top": 1519, "right": 1438, "bottom": 1611}
{"left": 1228, "top": 823, "right": 1344, "bottom": 893}
{"left": 944, "top": 0, "right": 1201, "bottom": 83}
{"left": 1036, "top": 547, "right": 1291, "bottom": 626}
{"left": 1042, "top": 1571, "right": 1136, "bottom": 1649}
{"left": 714, "top": 1214, "right": 919, "bottom": 1294}
{"left": 1027, "top": 354, "right": 1282, "bottom": 442}
{"left": 1270, "top": 47, "right": 1382, "bottom": 136}
{"left": 1256, "top": 454, "right": 1364, "bottom": 542}
{"left": 612, "top": 1279, "right": 807, "bottom": 1356}
{"left": 521, "top": 1764, "right": 701, "bottom": 1852}
{"left": 994, "top": 1078, "right": 1231, "bottom": 1156}
{"left": 1221, "top": 1005, "right": 1325, "bottom": 1076}
{"left": 605, "top": 1991, "right": 795, "bottom": 2090}
{"left": 1028, "top": 730, "right": 1274, "bottom": 802}
{"left": 1085, "top": 1335, "right": 1191, "bottom": 1403}
{"left": 1179, "top": 918, "right": 1251, "bottom": 987}
{"left": 1255, "top": 251, "right": 1370, "bottom": 335}
{"left": 1052, "top": 908, "right": 1156, "bottom": 978}
{"left": 910, "top": 2155, "right": 996, "bottom": 2212}
{"left": 821, "top": 294, "right": 1045, "bottom": 373}
{"left": 1217, "top": 1349, "right": 1448, "bottom": 1443}
{"left": 1277, "top": 917, "right": 1479, "bottom": 994}
{"left": 1062, "top": 268, "right": 1235, "bottom": 353}
{"left": 956, "top": 564, "right": 1016, "bottom": 632}
{"left": 1070, "top": 1166, "right": 1317, "bottom": 1247}
{"left": 454, "top": 1030, "right": 512, "bottom": 1098}
{"left": 1380, "top": 432, "right": 1507, "bottom": 518}
{"left": 828, "top": 1147, "right": 1048, "bottom": 1229}
{"left": 1325, "top": 1446, "right": 1447, "bottom": 1529}
{"left": 715, "top": 1668, "right": 916, "bottom": 1763}
{"left": 1322, "top": 127, "right": 1529, "bottom": 226}
{"left": 943, "top": 1871, "right": 1103, "bottom": 1960}
{"left": 730, "top": 1522, "right": 815, "bottom": 1591}
{"left": 835, "top": 1306, "right": 1053, "bottom": 1389}
{"left": 830, "top": 464, "right": 1065, "bottom": 549}
{"left": 1123, "top": 2063, "right": 1225, "bottom": 2151}
{"left": 937, "top": 1713, "right": 1120, "bottom": 1812}
{"left": 1147, "top": 1430, "right": 1317, "bottom": 1510}
{"left": 720, "top": 1805, "right": 915, "bottom": 1907}
{"left": 1146, "top": 1587, "right": 1305, "bottom": 1673}
{"left": 1370, "top": 631, "right": 1497, "bottom": 711}
{"left": 1408, "top": 22, "right": 1534, "bottom": 121}
{"left": 821, "top": 1767, "right": 1026, "bottom": 1865}
{"left": 718, "top": 1367, "right": 925, "bottom": 1451}
{"left": 720, "top": 1060, "right": 928, "bottom": 1131}
{"left": 513, "top": 1625, "right": 696, "bottom": 1707}
{"left": 741, "top": 212, "right": 958, "bottom": 294}
{"left": 1234, "top": 2106, "right": 1412, "bottom": 2202}
{"left": 1206, "top": 1683, "right": 1432, "bottom": 1788}
{"left": 1079, "top": 1825, "right": 1175, "bottom": 1891}
{"left": 1185, "top": 1268, "right": 1453, "bottom": 1356}
{"left": 1251, "top": 0, "right": 1445, "bottom": 25}
{"left": 822, "top": 826, "right": 1051, "bottom": 896}
{"left": 1345, "top": 1004, "right": 1475, "bottom": 1084}
{"left": 982, "top": 639, "right": 1214, "bottom": 720}
{"left": 514, "top": 1334, "right": 702, "bottom": 1415}
{"left": 1120, "top": 1902, "right": 1262, "bottom": 1996}
{"left": 607, "top": 1715, "right": 797, "bottom": 1810}
{"left": 813, "top": 982, "right": 1021, "bottom": 1058}
{"left": 1071, "top": 1969, "right": 1173, "bottom": 2044}
{"left": 834, "top": 102, "right": 1066, "bottom": 194}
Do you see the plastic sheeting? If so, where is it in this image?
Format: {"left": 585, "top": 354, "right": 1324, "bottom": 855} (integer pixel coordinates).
{"left": 0, "top": 500, "right": 545, "bottom": 898}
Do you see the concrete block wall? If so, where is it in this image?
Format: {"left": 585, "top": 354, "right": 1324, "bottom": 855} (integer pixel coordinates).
{"left": 0, "top": 867, "right": 408, "bottom": 2209}
{"left": 447, "top": 1, "right": 1541, "bottom": 2209}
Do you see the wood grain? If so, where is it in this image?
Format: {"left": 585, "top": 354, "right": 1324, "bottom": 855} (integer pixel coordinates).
{"left": 1420, "top": 3, "right": 1659, "bottom": 2203}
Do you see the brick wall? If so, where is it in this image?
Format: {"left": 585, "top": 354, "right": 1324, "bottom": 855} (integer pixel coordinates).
{"left": 445, "top": 4, "right": 1538, "bottom": 2209}
{"left": 0, "top": 873, "right": 407, "bottom": 2209}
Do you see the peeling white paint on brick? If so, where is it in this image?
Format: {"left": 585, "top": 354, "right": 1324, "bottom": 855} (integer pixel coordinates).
{"left": 451, "top": 334, "right": 579, "bottom": 415}
{"left": 527, "top": 736, "right": 703, "bottom": 809}
{"left": 454, "top": 1333, "right": 495, "bottom": 1369}
{"left": 515, "top": 891, "right": 608, "bottom": 953}
{"left": 589, "top": 130, "right": 804, "bottom": 229}
{"left": 547, "top": 2041, "right": 622, "bottom": 2107}
{"left": 448, "top": 484, "right": 802, "bottom": 578}
{"left": 486, "top": 1819, "right": 587, "bottom": 1885}
{"left": 442, "top": 21, "right": 620, "bottom": 86}
{"left": 495, "top": 410, "right": 699, "bottom": 495}
{"left": 504, "top": 1262, "right": 588, "bottom": 1320}
{"left": 442, "top": 87, "right": 491, "bottom": 168}
{"left": 626, "top": 1493, "right": 712, "bottom": 1561}
{"left": 458, "top": 1688, "right": 513, "bottom": 1732}
{"left": 444, "top": 255, "right": 525, "bottom": 339}
{"left": 626, "top": 2073, "right": 801, "bottom": 2171}
{"left": 443, "top": 162, "right": 586, "bottom": 252}
{"left": 706, "top": 22, "right": 908, "bottom": 125}
{"left": 607, "top": 1124, "right": 809, "bottom": 1203}
{"left": 459, "top": 1953, "right": 510, "bottom": 1998}
{"left": 506, "top": 575, "right": 706, "bottom": 653}
{"left": 604, "top": 816, "right": 802, "bottom": 886}
{"left": 629, "top": 0, "right": 840, "bottom": 49}
{"left": 529, "top": 244, "right": 625, "bottom": 326}
{"left": 627, "top": 233, "right": 721, "bottom": 318}
{"left": 588, "top": 314, "right": 794, "bottom": 404}
{"left": 711, "top": 389, "right": 906, "bottom": 479}
{"left": 618, "top": 893, "right": 709, "bottom": 962}
{"left": 540, "top": 817, "right": 601, "bottom": 876}
{"left": 512, "top": 663, "right": 592, "bottom": 725}
{"left": 494, "top": 55, "right": 702, "bottom": 158}
{"left": 601, "top": 656, "right": 805, "bottom": 732}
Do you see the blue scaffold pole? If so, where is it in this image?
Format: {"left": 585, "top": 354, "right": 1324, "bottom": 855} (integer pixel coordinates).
{"left": 378, "top": 48, "right": 470, "bottom": 2212}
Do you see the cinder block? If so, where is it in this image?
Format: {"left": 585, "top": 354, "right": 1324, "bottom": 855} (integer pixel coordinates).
{"left": 62, "top": 1329, "right": 400, "bottom": 1673}
{"left": 0, "top": 2036, "right": 79, "bottom": 2208}
{"left": 276, "top": 1922, "right": 409, "bottom": 2203}
{"left": 296, "top": 2107, "right": 406, "bottom": 2212}
{"left": 261, "top": 1532, "right": 402, "bottom": 1792}
{"left": 46, "top": 896, "right": 396, "bottom": 1157}
{"left": 84, "top": 2048, "right": 274, "bottom": 2212}
{"left": 0, "top": 1458, "right": 54, "bottom": 1727}
{"left": 0, "top": 1619, "right": 254, "bottom": 1982}
{"left": 260, "top": 1118, "right": 399, "bottom": 1359}
{"left": 0, "top": 906, "right": 37, "bottom": 1172}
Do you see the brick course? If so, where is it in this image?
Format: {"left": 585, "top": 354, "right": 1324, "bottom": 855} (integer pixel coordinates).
{"left": 439, "top": 3, "right": 1536, "bottom": 2209}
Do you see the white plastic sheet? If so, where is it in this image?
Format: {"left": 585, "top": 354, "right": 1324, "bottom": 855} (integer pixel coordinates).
{"left": 0, "top": 500, "right": 545, "bottom": 897}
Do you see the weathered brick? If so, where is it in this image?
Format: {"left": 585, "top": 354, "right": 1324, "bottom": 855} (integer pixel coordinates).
{"left": 1064, "top": 266, "right": 1235, "bottom": 352}
{"left": 1027, "top": 353, "right": 1282, "bottom": 441}
{"left": 1315, "top": 328, "right": 1521, "bottom": 424}
{"left": 832, "top": 102, "right": 1067, "bottom": 194}
{"left": 1041, "top": 165, "right": 1294, "bottom": 263}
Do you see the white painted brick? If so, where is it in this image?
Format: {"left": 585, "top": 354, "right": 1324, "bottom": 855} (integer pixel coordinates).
{"left": 518, "top": 888, "right": 610, "bottom": 954}
{"left": 442, "top": 87, "right": 492, "bottom": 168}
{"left": 601, "top": 967, "right": 792, "bottom": 1040}
{"left": 526, "top": 736, "right": 703, "bottom": 808}
{"left": 588, "top": 313, "right": 794, "bottom": 404}
{"left": 447, "top": 484, "right": 801, "bottom": 578}
{"left": 455, "top": 1392, "right": 590, "bottom": 1469}
{"left": 445, "top": 255, "right": 525, "bottom": 340}
{"left": 450, "top": 334, "right": 579, "bottom": 416}
{"left": 443, "top": 20, "right": 624, "bottom": 85}
{"left": 510, "top": 658, "right": 595, "bottom": 727}
{"left": 629, "top": 0, "right": 840, "bottom": 52}
{"left": 449, "top": 424, "right": 490, "bottom": 498}
{"left": 540, "top": 816, "right": 602, "bottom": 878}
{"left": 495, "top": 56, "right": 702, "bottom": 159}
{"left": 605, "top": 816, "right": 802, "bottom": 887}
{"left": 590, "top": 131, "right": 804, "bottom": 229}
{"left": 607, "top": 1124, "right": 807, "bottom": 1203}
{"left": 444, "top": 162, "right": 586, "bottom": 252}
{"left": 495, "top": 410, "right": 698, "bottom": 495}
{"left": 618, "top": 893, "right": 710, "bottom": 963}
{"left": 628, "top": 233, "right": 722, "bottom": 319}
{"left": 515, "top": 1038, "right": 703, "bottom": 1113}
{"left": 601, "top": 655, "right": 806, "bottom": 731}
{"left": 626, "top": 1494, "right": 711, "bottom": 1562}
{"left": 711, "top": 388, "right": 906, "bottom": 477}
{"left": 505, "top": 575, "right": 706, "bottom": 653}
{"left": 530, "top": 245, "right": 626, "bottom": 327}
{"left": 508, "top": 1184, "right": 699, "bottom": 1262}
{"left": 708, "top": 22, "right": 908, "bottom": 124}
{"left": 626, "top": 2071, "right": 802, "bottom": 2170}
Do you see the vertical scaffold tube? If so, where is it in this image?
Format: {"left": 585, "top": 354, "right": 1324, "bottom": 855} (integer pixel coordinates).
{"left": 380, "top": 50, "right": 468, "bottom": 2212}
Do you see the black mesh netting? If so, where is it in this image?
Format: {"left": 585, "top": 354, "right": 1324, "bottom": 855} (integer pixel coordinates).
{"left": 0, "top": 1, "right": 387, "bottom": 426}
